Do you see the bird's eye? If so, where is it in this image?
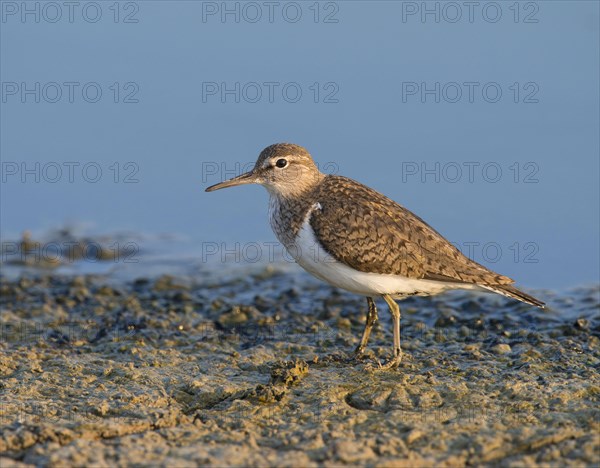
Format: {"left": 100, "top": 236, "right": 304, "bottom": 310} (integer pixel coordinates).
{"left": 275, "top": 159, "right": 288, "bottom": 168}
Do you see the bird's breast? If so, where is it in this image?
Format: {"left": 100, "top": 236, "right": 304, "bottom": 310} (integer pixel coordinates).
{"left": 268, "top": 196, "right": 309, "bottom": 250}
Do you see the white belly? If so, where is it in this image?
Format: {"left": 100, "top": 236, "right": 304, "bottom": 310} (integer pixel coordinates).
{"left": 288, "top": 209, "right": 480, "bottom": 298}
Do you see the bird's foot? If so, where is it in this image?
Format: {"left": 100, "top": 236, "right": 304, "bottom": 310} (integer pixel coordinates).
{"left": 351, "top": 344, "right": 367, "bottom": 360}
{"left": 361, "top": 352, "right": 402, "bottom": 371}
{"left": 377, "top": 351, "right": 403, "bottom": 370}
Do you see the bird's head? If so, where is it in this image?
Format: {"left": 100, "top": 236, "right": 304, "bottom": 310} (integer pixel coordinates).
{"left": 205, "top": 143, "right": 324, "bottom": 198}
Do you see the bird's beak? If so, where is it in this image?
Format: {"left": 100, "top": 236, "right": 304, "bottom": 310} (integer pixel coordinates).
{"left": 205, "top": 171, "right": 258, "bottom": 192}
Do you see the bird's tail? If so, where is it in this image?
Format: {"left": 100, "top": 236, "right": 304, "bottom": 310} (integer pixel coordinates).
{"left": 482, "top": 284, "right": 545, "bottom": 308}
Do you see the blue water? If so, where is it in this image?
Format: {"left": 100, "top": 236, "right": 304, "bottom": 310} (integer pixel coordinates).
{"left": 1, "top": 1, "right": 598, "bottom": 289}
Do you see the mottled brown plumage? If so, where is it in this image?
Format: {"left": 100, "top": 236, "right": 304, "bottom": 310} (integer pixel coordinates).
{"left": 310, "top": 175, "right": 512, "bottom": 286}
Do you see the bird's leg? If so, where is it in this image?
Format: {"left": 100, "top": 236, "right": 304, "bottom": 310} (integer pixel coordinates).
{"left": 381, "top": 295, "right": 402, "bottom": 369}
{"left": 353, "top": 297, "right": 378, "bottom": 357}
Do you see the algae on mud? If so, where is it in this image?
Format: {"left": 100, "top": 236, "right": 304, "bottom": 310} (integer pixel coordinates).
{"left": 0, "top": 271, "right": 598, "bottom": 467}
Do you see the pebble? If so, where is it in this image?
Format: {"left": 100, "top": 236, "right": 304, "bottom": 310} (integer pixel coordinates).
{"left": 491, "top": 343, "right": 512, "bottom": 355}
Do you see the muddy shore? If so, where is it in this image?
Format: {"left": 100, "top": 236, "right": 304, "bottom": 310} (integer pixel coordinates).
{"left": 0, "top": 269, "right": 598, "bottom": 467}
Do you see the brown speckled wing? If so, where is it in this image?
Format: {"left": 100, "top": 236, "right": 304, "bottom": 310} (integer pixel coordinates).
{"left": 309, "top": 176, "right": 514, "bottom": 287}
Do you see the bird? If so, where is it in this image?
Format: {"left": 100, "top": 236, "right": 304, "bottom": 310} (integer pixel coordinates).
{"left": 205, "top": 143, "right": 544, "bottom": 368}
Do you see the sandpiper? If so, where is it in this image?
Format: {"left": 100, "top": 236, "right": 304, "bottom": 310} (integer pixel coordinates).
{"left": 206, "top": 143, "right": 544, "bottom": 368}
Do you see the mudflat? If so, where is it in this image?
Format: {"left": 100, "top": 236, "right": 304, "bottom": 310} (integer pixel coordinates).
{"left": 1, "top": 271, "right": 598, "bottom": 467}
